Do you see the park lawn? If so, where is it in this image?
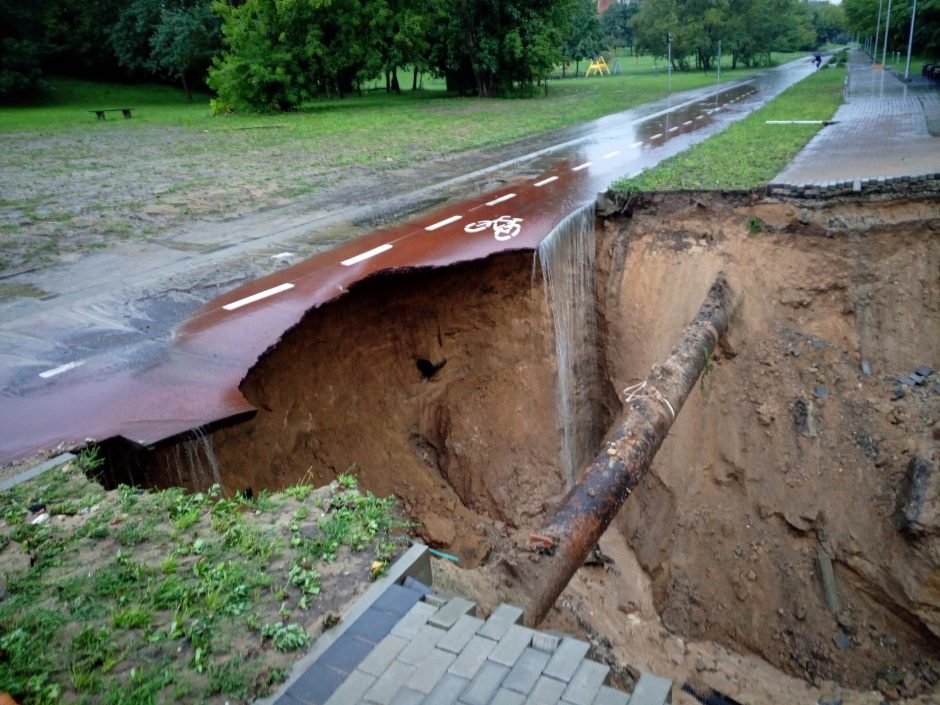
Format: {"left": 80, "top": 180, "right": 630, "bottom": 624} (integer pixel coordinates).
{"left": 611, "top": 64, "right": 846, "bottom": 192}
{"left": 0, "top": 51, "right": 809, "bottom": 160}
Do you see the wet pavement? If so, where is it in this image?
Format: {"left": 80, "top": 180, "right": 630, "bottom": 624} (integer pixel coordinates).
{"left": 773, "top": 50, "right": 940, "bottom": 187}
{"left": 0, "top": 57, "right": 820, "bottom": 463}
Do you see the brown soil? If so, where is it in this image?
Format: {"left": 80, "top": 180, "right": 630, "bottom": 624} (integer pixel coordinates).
{"left": 112, "top": 191, "right": 939, "bottom": 703}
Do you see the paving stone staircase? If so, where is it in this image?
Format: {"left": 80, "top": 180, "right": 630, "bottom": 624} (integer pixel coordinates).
{"left": 272, "top": 574, "right": 672, "bottom": 705}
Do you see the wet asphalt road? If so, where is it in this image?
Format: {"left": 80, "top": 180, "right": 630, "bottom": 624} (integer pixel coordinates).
{"left": 0, "top": 57, "right": 819, "bottom": 462}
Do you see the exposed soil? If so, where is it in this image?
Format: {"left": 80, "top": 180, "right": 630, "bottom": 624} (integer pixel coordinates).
{"left": 100, "top": 190, "right": 939, "bottom": 703}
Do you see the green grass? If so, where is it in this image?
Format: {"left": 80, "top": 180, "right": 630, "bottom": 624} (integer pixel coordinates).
{"left": 0, "top": 459, "right": 407, "bottom": 704}
{"left": 611, "top": 65, "right": 846, "bottom": 192}
{"left": 0, "top": 52, "right": 807, "bottom": 148}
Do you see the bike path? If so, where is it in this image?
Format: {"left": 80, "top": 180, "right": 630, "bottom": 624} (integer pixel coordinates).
{"left": 0, "top": 60, "right": 820, "bottom": 464}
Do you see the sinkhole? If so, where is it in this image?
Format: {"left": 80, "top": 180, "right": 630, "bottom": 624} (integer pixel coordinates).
{"left": 95, "top": 191, "right": 940, "bottom": 697}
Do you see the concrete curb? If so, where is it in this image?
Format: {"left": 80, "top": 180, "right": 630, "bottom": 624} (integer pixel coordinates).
{"left": 0, "top": 452, "right": 76, "bottom": 492}
{"left": 256, "top": 543, "right": 432, "bottom": 705}
{"left": 767, "top": 172, "right": 940, "bottom": 199}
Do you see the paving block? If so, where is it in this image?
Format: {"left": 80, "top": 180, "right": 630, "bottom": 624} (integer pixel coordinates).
{"left": 448, "top": 635, "right": 498, "bottom": 679}
{"left": 429, "top": 597, "right": 477, "bottom": 629}
{"left": 390, "top": 688, "right": 424, "bottom": 705}
{"left": 319, "top": 634, "right": 375, "bottom": 675}
{"left": 363, "top": 660, "right": 417, "bottom": 705}
{"left": 288, "top": 663, "right": 347, "bottom": 705}
{"left": 402, "top": 576, "right": 433, "bottom": 596}
{"left": 543, "top": 638, "right": 590, "bottom": 683}
{"left": 396, "top": 624, "right": 446, "bottom": 665}
{"left": 531, "top": 631, "right": 562, "bottom": 654}
{"left": 561, "top": 660, "right": 609, "bottom": 705}
{"left": 478, "top": 603, "right": 524, "bottom": 641}
{"left": 490, "top": 688, "right": 525, "bottom": 705}
{"left": 423, "top": 593, "right": 449, "bottom": 608}
{"left": 488, "top": 624, "right": 534, "bottom": 667}
{"left": 346, "top": 607, "right": 402, "bottom": 645}
{"left": 628, "top": 673, "right": 673, "bottom": 705}
{"left": 528, "top": 675, "right": 567, "bottom": 705}
{"left": 592, "top": 686, "right": 629, "bottom": 705}
{"left": 390, "top": 601, "right": 438, "bottom": 640}
{"left": 324, "top": 670, "right": 376, "bottom": 705}
{"left": 407, "top": 647, "right": 455, "bottom": 694}
{"left": 371, "top": 584, "right": 424, "bottom": 618}
{"left": 275, "top": 692, "right": 312, "bottom": 705}
{"left": 421, "top": 673, "right": 469, "bottom": 705}
{"left": 437, "top": 614, "right": 484, "bottom": 654}
{"left": 503, "top": 647, "right": 551, "bottom": 695}
{"left": 457, "top": 660, "right": 510, "bottom": 705}
{"left": 358, "top": 634, "right": 409, "bottom": 677}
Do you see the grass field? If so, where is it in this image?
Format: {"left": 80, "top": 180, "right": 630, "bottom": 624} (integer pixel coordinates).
{"left": 611, "top": 63, "right": 846, "bottom": 192}
{"left": 0, "top": 457, "right": 405, "bottom": 704}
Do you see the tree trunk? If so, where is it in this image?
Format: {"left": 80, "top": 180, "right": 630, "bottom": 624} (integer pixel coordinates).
{"left": 391, "top": 66, "right": 400, "bottom": 94}
{"left": 180, "top": 72, "right": 192, "bottom": 103}
{"left": 507, "top": 273, "right": 738, "bottom": 626}
{"left": 412, "top": 67, "right": 419, "bottom": 91}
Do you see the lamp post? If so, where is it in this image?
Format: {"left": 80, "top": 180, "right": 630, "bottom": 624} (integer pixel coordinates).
{"left": 667, "top": 33, "right": 673, "bottom": 94}
{"left": 716, "top": 39, "right": 721, "bottom": 90}
{"left": 903, "top": 0, "right": 918, "bottom": 80}
{"left": 881, "top": 0, "right": 893, "bottom": 66}
{"left": 874, "top": 0, "right": 883, "bottom": 60}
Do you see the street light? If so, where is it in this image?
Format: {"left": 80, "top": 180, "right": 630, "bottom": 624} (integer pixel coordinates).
{"left": 903, "top": 0, "right": 918, "bottom": 80}
{"left": 881, "top": 0, "right": 893, "bottom": 66}
{"left": 667, "top": 33, "right": 673, "bottom": 94}
{"left": 874, "top": 0, "right": 883, "bottom": 61}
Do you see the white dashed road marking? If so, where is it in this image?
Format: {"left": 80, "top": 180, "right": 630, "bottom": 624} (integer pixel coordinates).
{"left": 486, "top": 193, "right": 516, "bottom": 206}
{"left": 683, "top": 120, "right": 693, "bottom": 126}
{"left": 631, "top": 141, "right": 644, "bottom": 148}
{"left": 340, "top": 244, "right": 393, "bottom": 267}
{"left": 39, "top": 360, "right": 86, "bottom": 379}
{"left": 572, "top": 162, "right": 592, "bottom": 172}
{"left": 650, "top": 133, "right": 663, "bottom": 140}
{"left": 603, "top": 150, "right": 621, "bottom": 159}
{"left": 668, "top": 126, "right": 679, "bottom": 132}
{"left": 425, "top": 215, "right": 463, "bottom": 231}
{"left": 534, "top": 176, "right": 559, "bottom": 187}
{"left": 223, "top": 282, "right": 295, "bottom": 310}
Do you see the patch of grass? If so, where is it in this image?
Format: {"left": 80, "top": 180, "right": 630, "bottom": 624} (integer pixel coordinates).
{"left": 611, "top": 66, "right": 845, "bottom": 192}
{"left": 0, "top": 458, "right": 406, "bottom": 704}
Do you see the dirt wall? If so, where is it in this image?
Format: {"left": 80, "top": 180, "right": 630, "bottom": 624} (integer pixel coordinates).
{"left": 599, "top": 192, "right": 940, "bottom": 697}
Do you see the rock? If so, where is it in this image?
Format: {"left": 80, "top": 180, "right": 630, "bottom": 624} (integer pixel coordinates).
{"left": 861, "top": 359, "right": 872, "bottom": 376}
{"left": 909, "top": 372, "right": 926, "bottom": 386}
{"left": 422, "top": 513, "right": 456, "bottom": 547}
{"left": 789, "top": 345, "right": 802, "bottom": 357}
{"left": 818, "top": 697, "right": 844, "bottom": 705}
{"left": 815, "top": 385, "right": 829, "bottom": 399}
{"left": 895, "top": 456, "right": 938, "bottom": 537}
{"left": 892, "top": 385, "right": 906, "bottom": 400}
{"left": 834, "top": 631, "right": 852, "bottom": 650}
{"left": 934, "top": 384, "right": 940, "bottom": 395}
{"left": 817, "top": 549, "right": 840, "bottom": 613}
{"left": 898, "top": 375, "right": 919, "bottom": 387}
{"left": 914, "top": 365, "right": 934, "bottom": 378}
{"left": 793, "top": 398, "right": 817, "bottom": 438}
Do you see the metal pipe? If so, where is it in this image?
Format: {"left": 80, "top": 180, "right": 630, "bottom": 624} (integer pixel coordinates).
{"left": 516, "top": 273, "right": 737, "bottom": 626}
{"left": 875, "top": 0, "right": 884, "bottom": 61}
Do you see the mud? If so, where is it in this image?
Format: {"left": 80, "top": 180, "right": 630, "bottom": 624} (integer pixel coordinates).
{"left": 104, "top": 190, "right": 939, "bottom": 703}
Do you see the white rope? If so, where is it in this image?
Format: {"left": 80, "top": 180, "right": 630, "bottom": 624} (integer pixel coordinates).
{"left": 622, "top": 380, "right": 676, "bottom": 422}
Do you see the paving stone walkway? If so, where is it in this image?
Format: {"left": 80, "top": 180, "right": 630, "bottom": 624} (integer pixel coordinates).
{"left": 271, "top": 576, "right": 671, "bottom": 705}
{"left": 772, "top": 50, "right": 940, "bottom": 192}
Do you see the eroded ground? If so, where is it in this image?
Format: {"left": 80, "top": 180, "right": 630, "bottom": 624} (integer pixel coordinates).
{"left": 30, "top": 189, "right": 940, "bottom": 703}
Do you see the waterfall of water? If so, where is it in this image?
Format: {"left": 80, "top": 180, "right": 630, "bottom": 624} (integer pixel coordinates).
{"left": 537, "top": 202, "right": 598, "bottom": 488}
{"left": 165, "top": 427, "right": 223, "bottom": 491}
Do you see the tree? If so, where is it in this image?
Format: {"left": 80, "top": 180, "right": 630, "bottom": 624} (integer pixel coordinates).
{"left": 151, "top": 2, "right": 222, "bottom": 101}
{"left": 0, "top": 0, "right": 45, "bottom": 98}
{"left": 602, "top": 1, "right": 638, "bottom": 51}
{"left": 564, "top": 0, "right": 604, "bottom": 74}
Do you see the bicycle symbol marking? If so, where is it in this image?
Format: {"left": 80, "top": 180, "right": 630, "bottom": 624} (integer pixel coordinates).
{"left": 464, "top": 215, "right": 524, "bottom": 241}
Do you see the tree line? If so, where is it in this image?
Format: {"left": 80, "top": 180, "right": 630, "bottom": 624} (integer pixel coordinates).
{"left": 1, "top": 0, "right": 854, "bottom": 110}
{"left": 843, "top": 0, "right": 940, "bottom": 58}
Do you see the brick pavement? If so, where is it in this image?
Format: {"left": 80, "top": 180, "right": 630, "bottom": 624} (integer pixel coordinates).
{"left": 271, "top": 575, "right": 670, "bottom": 705}
{"left": 772, "top": 50, "right": 940, "bottom": 192}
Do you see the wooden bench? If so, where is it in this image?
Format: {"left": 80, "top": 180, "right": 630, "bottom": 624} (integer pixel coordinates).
{"left": 90, "top": 108, "right": 134, "bottom": 120}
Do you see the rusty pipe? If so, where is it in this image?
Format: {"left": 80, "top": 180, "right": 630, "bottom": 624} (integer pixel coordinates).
{"left": 519, "top": 272, "right": 737, "bottom": 626}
